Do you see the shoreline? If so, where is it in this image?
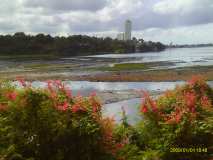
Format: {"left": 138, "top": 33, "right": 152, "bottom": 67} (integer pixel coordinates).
{"left": 1, "top": 65, "right": 212, "bottom": 82}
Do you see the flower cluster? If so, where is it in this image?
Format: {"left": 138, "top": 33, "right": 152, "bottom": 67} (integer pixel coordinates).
{"left": 140, "top": 76, "right": 213, "bottom": 125}
{"left": 0, "top": 78, "right": 122, "bottom": 160}
{"left": 140, "top": 91, "right": 158, "bottom": 113}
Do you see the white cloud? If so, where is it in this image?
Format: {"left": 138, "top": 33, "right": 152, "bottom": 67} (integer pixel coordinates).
{"left": 153, "top": 0, "right": 195, "bottom": 14}
{"left": 0, "top": 0, "right": 213, "bottom": 44}
{"left": 153, "top": 0, "right": 213, "bottom": 15}
{"left": 23, "top": 0, "right": 107, "bottom": 11}
{"left": 134, "top": 23, "right": 213, "bottom": 44}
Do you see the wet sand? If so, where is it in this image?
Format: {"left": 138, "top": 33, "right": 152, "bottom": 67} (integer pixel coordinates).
{"left": 1, "top": 65, "right": 212, "bottom": 82}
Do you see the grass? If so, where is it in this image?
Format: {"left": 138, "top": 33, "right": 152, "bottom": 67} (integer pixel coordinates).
{"left": 24, "top": 63, "right": 71, "bottom": 69}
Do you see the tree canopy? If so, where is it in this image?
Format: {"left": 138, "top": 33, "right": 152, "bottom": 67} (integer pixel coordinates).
{"left": 0, "top": 33, "right": 165, "bottom": 56}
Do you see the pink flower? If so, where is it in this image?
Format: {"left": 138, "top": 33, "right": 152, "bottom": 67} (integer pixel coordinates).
{"left": 16, "top": 76, "right": 27, "bottom": 87}
{"left": 46, "top": 80, "right": 53, "bottom": 91}
{"left": 54, "top": 80, "right": 62, "bottom": 86}
{"left": 54, "top": 80, "right": 64, "bottom": 89}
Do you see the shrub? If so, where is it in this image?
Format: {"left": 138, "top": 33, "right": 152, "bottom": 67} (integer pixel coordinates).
{"left": 137, "top": 76, "right": 213, "bottom": 160}
{"left": 0, "top": 76, "right": 212, "bottom": 160}
{"left": 0, "top": 80, "right": 120, "bottom": 160}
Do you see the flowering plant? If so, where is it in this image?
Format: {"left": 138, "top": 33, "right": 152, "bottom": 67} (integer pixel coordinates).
{"left": 0, "top": 79, "right": 120, "bottom": 160}
{"left": 137, "top": 76, "right": 213, "bottom": 160}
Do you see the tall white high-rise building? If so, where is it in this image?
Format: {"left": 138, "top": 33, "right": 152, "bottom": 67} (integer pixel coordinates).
{"left": 124, "top": 20, "right": 132, "bottom": 41}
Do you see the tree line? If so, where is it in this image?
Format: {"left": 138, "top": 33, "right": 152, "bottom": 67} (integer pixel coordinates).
{"left": 0, "top": 32, "right": 165, "bottom": 56}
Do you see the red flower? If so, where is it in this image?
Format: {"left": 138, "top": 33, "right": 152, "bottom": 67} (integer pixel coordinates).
{"left": 115, "top": 143, "right": 124, "bottom": 150}
{"left": 149, "top": 99, "right": 158, "bottom": 112}
{"left": 92, "top": 104, "right": 99, "bottom": 113}
{"left": 185, "top": 92, "right": 196, "bottom": 112}
{"left": 65, "top": 88, "right": 72, "bottom": 99}
{"left": 72, "top": 104, "right": 80, "bottom": 113}
{"left": 57, "top": 101, "right": 69, "bottom": 111}
{"left": 187, "top": 75, "right": 204, "bottom": 86}
{"left": 71, "top": 104, "right": 86, "bottom": 113}
{"left": 141, "top": 91, "right": 158, "bottom": 112}
{"left": 6, "top": 91, "right": 18, "bottom": 101}
{"left": 89, "top": 96, "right": 101, "bottom": 113}
{"left": 141, "top": 104, "right": 148, "bottom": 113}
{"left": 175, "top": 113, "right": 182, "bottom": 123}
{"left": 0, "top": 104, "right": 7, "bottom": 111}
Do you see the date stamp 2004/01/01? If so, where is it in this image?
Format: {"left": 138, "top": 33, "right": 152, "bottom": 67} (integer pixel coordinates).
{"left": 170, "top": 147, "right": 208, "bottom": 153}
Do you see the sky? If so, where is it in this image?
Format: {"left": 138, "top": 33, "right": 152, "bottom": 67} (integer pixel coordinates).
{"left": 0, "top": 0, "right": 213, "bottom": 44}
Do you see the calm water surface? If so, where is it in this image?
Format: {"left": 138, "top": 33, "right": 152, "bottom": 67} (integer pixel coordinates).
{"left": 30, "top": 80, "right": 213, "bottom": 93}
{"left": 87, "top": 47, "right": 213, "bottom": 68}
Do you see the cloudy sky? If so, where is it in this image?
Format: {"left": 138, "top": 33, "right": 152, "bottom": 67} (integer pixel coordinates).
{"left": 0, "top": 0, "right": 213, "bottom": 44}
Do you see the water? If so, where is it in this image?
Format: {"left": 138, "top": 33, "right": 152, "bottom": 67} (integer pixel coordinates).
{"left": 103, "top": 98, "right": 141, "bottom": 125}
{"left": 30, "top": 81, "right": 186, "bottom": 95}
{"left": 30, "top": 80, "right": 213, "bottom": 94}
{"left": 86, "top": 47, "right": 213, "bottom": 68}
{"left": 1, "top": 47, "right": 212, "bottom": 73}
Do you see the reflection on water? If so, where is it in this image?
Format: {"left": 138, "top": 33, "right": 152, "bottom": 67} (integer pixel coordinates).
{"left": 87, "top": 47, "right": 213, "bottom": 68}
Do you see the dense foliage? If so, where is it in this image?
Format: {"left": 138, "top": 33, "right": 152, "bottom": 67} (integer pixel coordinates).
{"left": 117, "top": 76, "right": 213, "bottom": 160}
{"left": 0, "top": 79, "right": 123, "bottom": 160}
{"left": 0, "top": 32, "right": 165, "bottom": 56}
{"left": 0, "top": 76, "right": 212, "bottom": 160}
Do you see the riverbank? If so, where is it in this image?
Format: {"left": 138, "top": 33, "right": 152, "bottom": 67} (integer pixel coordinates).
{"left": 1, "top": 65, "right": 212, "bottom": 82}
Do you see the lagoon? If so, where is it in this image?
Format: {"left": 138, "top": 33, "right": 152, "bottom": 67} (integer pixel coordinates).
{"left": 86, "top": 47, "right": 213, "bottom": 69}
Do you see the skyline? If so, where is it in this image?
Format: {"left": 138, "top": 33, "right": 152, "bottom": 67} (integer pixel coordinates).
{"left": 0, "top": 0, "right": 213, "bottom": 44}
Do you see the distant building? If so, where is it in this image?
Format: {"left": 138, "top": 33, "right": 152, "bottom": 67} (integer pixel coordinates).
{"left": 116, "top": 19, "right": 132, "bottom": 41}
{"left": 117, "top": 33, "right": 125, "bottom": 41}
{"left": 124, "top": 20, "right": 132, "bottom": 41}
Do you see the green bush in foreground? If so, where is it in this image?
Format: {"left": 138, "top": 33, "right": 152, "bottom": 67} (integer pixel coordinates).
{"left": 0, "top": 80, "right": 122, "bottom": 160}
{"left": 116, "top": 76, "right": 213, "bottom": 160}
{"left": 0, "top": 76, "right": 212, "bottom": 160}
